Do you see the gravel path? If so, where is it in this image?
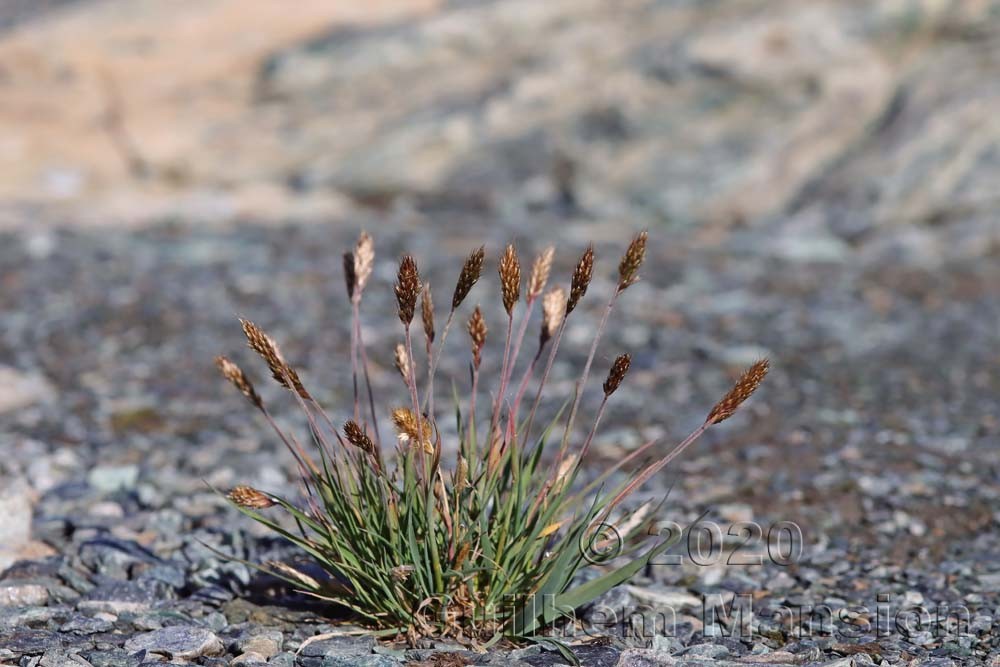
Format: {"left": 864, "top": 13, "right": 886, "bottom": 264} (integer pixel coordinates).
{"left": 1, "top": 212, "right": 998, "bottom": 665}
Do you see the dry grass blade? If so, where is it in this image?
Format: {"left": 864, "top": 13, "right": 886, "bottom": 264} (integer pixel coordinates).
{"left": 567, "top": 245, "right": 594, "bottom": 314}
{"left": 618, "top": 231, "right": 647, "bottom": 291}
{"left": 421, "top": 284, "right": 435, "bottom": 343}
{"left": 603, "top": 353, "right": 631, "bottom": 396}
{"left": 540, "top": 286, "right": 566, "bottom": 347}
{"left": 228, "top": 485, "right": 276, "bottom": 509}
{"left": 395, "top": 255, "right": 421, "bottom": 325}
{"left": 240, "top": 319, "right": 311, "bottom": 399}
{"left": 706, "top": 359, "right": 770, "bottom": 425}
{"left": 453, "top": 245, "right": 485, "bottom": 310}
{"left": 528, "top": 246, "right": 555, "bottom": 301}
{"left": 467, "top": 306, "right": 487, "bottom": 369}
{"left": 499, "top": 244, "right": 521, "bottom": 314}
{"left": 214, "top": 355, "right": 263, "bottom": 410}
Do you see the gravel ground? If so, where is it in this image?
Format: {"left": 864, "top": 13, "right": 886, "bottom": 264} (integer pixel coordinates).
{"left": 1, "top": 210, "right": 998, "bottom": 666}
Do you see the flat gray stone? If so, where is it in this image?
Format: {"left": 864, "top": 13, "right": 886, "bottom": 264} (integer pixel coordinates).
{"left": 124, "top": 626, "right": 224, "bottom": 659}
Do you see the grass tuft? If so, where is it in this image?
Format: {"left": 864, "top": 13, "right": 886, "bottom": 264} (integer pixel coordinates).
{"left": 216, "top": 233, "right": 770, "bottom": 650}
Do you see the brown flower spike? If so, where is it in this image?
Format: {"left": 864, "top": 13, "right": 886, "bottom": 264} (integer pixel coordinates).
{"left": 344, "top": 420, "right": 376, "bottom": 456}
{"left": 618, "top": 231, "right": 647, "bottom": 291}
{"left": 566, "top": 245, "right": 594, "bottom": 315}
{"left": 421, "top": 284, "right": 435, "bottom": 343}
{"left": 395, "top": 255, "right": 420, "bottom": 325}
{"left": 467, "top": 306, "right": 487, "bottom": 369}
{"left": 603, "top": 353, "right": 631, "bottom": 396}
{"left": 240, "top": 319, "right": 310, "bottom": 399}
{"left": 214, "top": 356, "right": 262, "bottom": 410}
{"left": 499, "top": 244, "right": 521, "bottom": 314}
{"left": 453, "top": 245, "right": 485, "bottom": 310}
{"left": 228, "top": 485, "right": 276, "bottom": 509}
{"left": 706, "top": 359, "right": 770, "bottom": 425}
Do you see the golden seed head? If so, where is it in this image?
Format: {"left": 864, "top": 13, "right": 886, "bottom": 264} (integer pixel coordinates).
{"left": 394, "top": 254, "right": 421, "bottom": 325}
{"left": 391, "top": 407, "right": 433, "bottom": 452}
{"left": 394, "top": 343, "right": 410, "bottom": 382}
{"left": 214, "top": 355, "right": 262, "bottom": 410}
{"left": 603, "top": 353, "right": 631, "bottom": 396}
{"left": 498, "top": 244, "right": 521, "bottom": 315}
{"left": 240, "top": 319, "right": 311, "bottom": 399}
{"left": 706, "top": 359, "right": 770, "bottom": 425}
{"left": 452, "top": 245, "right": 485, "bottom": 310}
{"left": 467, "top": 305, "right": 487, "bottom": 369}
{"left": 421, "top": 284, "right": 434, "bottom": 343}
{"left": 618, "top": 231, "right": 647, "bottom": 291}
{"left": 343, "top": 420, "right": 376, "bottom": 455}
{"left": 228, "top": 485, "right": 276, "bottom": 509}
{"left": 540, "top": 286, "right": 566, "bottom": 347}
{"left": 567, "top": 245, "right": 594, "bottom": 315}
{"left": 528, "top": 246, "right": 555, "bottom": 301}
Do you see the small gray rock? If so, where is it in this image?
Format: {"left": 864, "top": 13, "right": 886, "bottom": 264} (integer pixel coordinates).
{"left": 236, "top": 629, "right": 283, "bottom": 658}
{"left": 300, "top": 635, "right": 376, "bottom": 657}
{"left": 0, "top": 583, "right": 49, "bottom": 607}
{"left": 124, "top": 626, "right": 224, "bottom": 659}
{"left": 87, "top": 465, "right": 140, "bottom": 493}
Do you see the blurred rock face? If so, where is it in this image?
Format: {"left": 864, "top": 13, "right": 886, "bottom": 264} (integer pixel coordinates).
{"left": 0, "top": 0, "right": 999, "bottom": 253}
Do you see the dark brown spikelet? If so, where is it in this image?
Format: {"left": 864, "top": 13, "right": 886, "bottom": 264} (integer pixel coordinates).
{"left": 394, "top": 255, "right": 420, "bottom": 325}
{"left": 228, "top": 485, "right": 276, "bottom": 509}
{"left": 566, "top": 245, "right": 594, "bottom": 315}
{"left": 240, "top": 319, "right": 311, "bottom": 399}
{"left": 603, "top": 353, "right": 631, "bottom": 396}
{"left": 421, "top": 284, "right": 434, "bottom": 343}
{"left": 467, "top": 305, "right": 487, "bottom": 369}
{"left": 498, "top": 244, "right": 521, "bottom": 314}
{"left": 706, "top": 359, "right": 770, "bottom": 425}
{"left": 342, "top": 251, "right": 356, "bottom": 300}
{"left": 452, "top": 245, "right": 485, "bottom": 310}
{"left": 344, "top": 420, "right": 376, "bottom": 456}
{"left": 214, "top": 356, "right": 263, "bottom": 410}
{"left": 618, "top": 230, "right": 647, "bottom": 291}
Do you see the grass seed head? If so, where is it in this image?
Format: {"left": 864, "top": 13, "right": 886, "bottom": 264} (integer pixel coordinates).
{"left": 567, "top": 245, "right": 594, "bottom": 315}
{"left": 499, "top": 244, "right": 521, "bottom": 314}
{"left": 240, "top": 319, "right": 311, "bottom": 399}
{"left": 421, "top": 284, "right": 435, "bottom": 343}
{"left": 528, "top": 246, "right": 555, "bottom": 301}
{"left": 228, "top": 485, "right": 276, "bottom": 509}
{"left": 395, "top": 254, "right": 421, "bottom": 325}
{"left": 540, "top": 286, "right": 566, "bottom": 347}
{"left": 467, "top": 306, "right": 487, "bottom": 369}
{"left": 344, "top": 419, "right": 376, "bottom": 456}
{"left": 391, "top": 407, "right": 433, "bottom": 452}
{"left": 706, "top": 359, "right": 770, "bottom": 425}
{"left": 394, "top": 343, "right": 411, "bottom": 382}
{"left": 353, "top": 231, "right": 374, "bottom": 298}
{"left": 342, "top": 251, "right": 356, "bottom": 300}
{"left": 618, "top": 231, "right": 647, "bottom": 291}
{"left": 603, "top": 353, "right": 631, "bottom": 396}
{"left": 452, "top": 245, "right": 485, "bottom": 310}
{"left": 214, "top": 355, "right": 263, "bottom": 410}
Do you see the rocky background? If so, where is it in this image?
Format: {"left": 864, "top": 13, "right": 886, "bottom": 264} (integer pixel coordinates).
{"left": 1, "top": 0, "right": 999, "bottom": 665}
